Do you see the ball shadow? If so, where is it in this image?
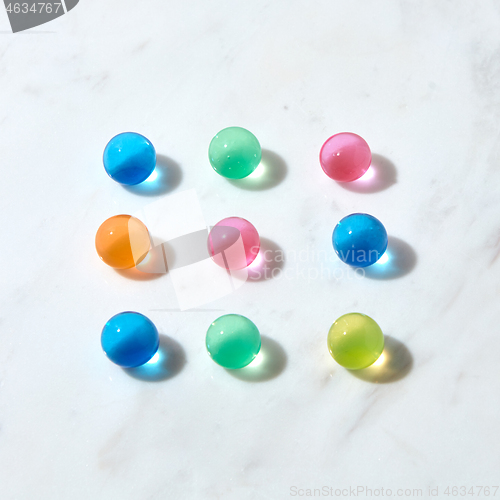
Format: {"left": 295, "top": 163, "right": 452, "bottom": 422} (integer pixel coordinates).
{"left": 247, "top": 237, "right": 285, "bottom": 282}
{"left": 349, "top": 336, "right": 413, "bottom": 383}
{"left": 338, "top": 154, "right": 397, "bottom": 194}
{"left": 123, "top": 154, "right": 182, "bottom": 196}
{"left": 114, "top": 238, "right": 169, "bottom": 281}
{"left": 227, "top": 149, "right": 287, "bottom": 190}
{"left": 114, "top": 267, "right": 164, "bottom": 281}
{"left": 123, "top": 334, "right": 186, "bottom": 382}
{"left": 362, "top": 236, "right": 417, "bottom": 280}
{"left": 226, "top": 336, "right": 287, "bottom": 382}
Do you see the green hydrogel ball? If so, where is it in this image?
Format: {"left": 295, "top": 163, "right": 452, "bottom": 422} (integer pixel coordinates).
{"left": 208, "top": 127, "right": 262, "bottom": 179}
{"left": 327, "top": 313, "right": 384, "bottom": 370}
{"left": 206, "top": 314, "right": 261, "bottom": 369}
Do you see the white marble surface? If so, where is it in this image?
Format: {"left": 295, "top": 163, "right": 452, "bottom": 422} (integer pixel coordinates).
{"left": 1, "top": 1, "right": 500, "bottom": 498}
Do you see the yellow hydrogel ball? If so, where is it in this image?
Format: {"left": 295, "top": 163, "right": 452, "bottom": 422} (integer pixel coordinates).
{"left": 95, "top": 215, "right": 150, "bottom": 269}
{"left": 327, "top": 313, "right": 384, "bottom": 370}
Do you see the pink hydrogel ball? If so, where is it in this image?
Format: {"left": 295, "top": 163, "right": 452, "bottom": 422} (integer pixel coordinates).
{"left": 208, "top": 217, "right": 260, "bottom": 270}
{"left": 319, "top": 132, "right": 372, "bottom": 182}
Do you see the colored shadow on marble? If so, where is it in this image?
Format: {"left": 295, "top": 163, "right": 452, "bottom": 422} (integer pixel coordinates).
{"left": 247, "top": 237, "right": 285, "bottom": 282}
{"left": 337, "top": 154, "right": 397, "bottom": 194}
{"left": 227, "top": 149, "right": 287, "bottom": 190}
{"left": 114, "top": 239, "right": 170, "bottom": 281}
{"left": 349, "top": 336, "right": 413, "bottom": 383}
{"left": 124, "top": 334, "right": 186, "bottom": 382}
{"left": 123, "top": 155, "right": 182, "bottom": 196}
{"left": 363, "top": 236, "right": 417, "bottom": 280}
{"left": 226, "top": 336, "right": 287, "bottom": 382}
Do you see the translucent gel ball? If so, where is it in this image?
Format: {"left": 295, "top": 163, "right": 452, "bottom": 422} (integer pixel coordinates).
{"left": 206, "top": 314, "right": 261, "bottom": 369}
{"left": 320, "top": 132, "right": 371, "bottom": 182}
{"left": 95, "top": 215, "right": 151, "bottom": 269}
{"left": 333, "top": 213, "right": 387, "bottom": 267}
{"left": 101, "top": 311, "right": 160, "bottom": 367}
{"left": 327, "top": 313, "right": 384, "bottom": 370}
{"left": 209, "top": 127, "right": 262, "bottom": 179}
{"left": 103, "top": 132, "right": 156, "bottom": 185}
{"left": 208, "top": 217, "right": 260, "bottom": 270}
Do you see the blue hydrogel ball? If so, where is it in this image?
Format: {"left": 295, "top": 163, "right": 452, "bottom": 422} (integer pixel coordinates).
{"left": 103, "top": 132, "right": 156, "bottom": 185}
{"left": 332, "top": 213, "right": 388, "bottom": 267}
{"left": 101, "top": 312, "right": 159, "bottom": 367}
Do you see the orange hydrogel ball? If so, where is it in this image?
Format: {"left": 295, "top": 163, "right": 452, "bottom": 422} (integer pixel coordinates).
{"left": 95, "top": 215, "right": 151, "bottom": 269}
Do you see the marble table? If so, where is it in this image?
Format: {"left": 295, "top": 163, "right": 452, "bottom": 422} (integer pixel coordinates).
{"left": 1, "top": 1, "right": 499, "bottom": 498}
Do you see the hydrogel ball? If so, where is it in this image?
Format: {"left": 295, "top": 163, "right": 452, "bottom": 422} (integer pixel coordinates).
{"left": 103, "top": 132, "right": 156, "bottom": 185}
{"left": 209, "top": 127, "right": 262, "bottom": 179}
{"left": 320, "top": 132, "right": 371, "bottom": 182}
{"left": 101, "top": 312, "right": 159, "bottom": 368}
{"left": 333, "top": 213, "right": 387, "bottom": 267}
{"left": 206, "top": 314, "right": 261, "bottom": 369}
{"left": 95, "top": 214, "right": 151, "bottom": 269}
{"left": 327, "top": 313, "right": 384, "bottom": 370}
{"left": 208, "top": 217, "right": 260, "bottom": 270}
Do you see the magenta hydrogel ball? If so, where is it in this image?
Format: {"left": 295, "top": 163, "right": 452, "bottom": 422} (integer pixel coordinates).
{"left": 208, "top": 217, "right": 260, "bottom": 270}
{"left": 320, "top": 132, "right": 372, "bottom": 182}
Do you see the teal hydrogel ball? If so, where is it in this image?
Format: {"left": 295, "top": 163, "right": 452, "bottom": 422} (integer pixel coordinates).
{"left": 208, "top": 127, "right": 262, "bottom": 179}
{"left": 206, "top": 314, "right": 261, "bottom": 369}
